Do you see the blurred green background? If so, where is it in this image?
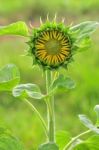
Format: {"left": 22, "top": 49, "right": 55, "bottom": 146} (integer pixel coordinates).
{"left": 0, "top": 0, "right": 99, "bottom": 149}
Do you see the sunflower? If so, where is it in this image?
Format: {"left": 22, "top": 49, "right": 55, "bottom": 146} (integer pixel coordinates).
{"left": 36, "top": 29, "right": 71, "bottom": 65}
{"left": 27, "top": 19, "right": 74, "bottom": 70}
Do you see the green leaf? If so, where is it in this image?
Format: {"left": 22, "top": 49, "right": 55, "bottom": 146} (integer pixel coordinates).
{"left": 73, "top": 143, "right": 89, "bottom": 150}
{"left": 74, "top": 135, "right": 99, "bottom": 150}
{"left": 72, "top": 37, "right": 92, "bottom": 52}
{"left": 87, "top": 135, "right": 99, "bottom": 149}
{"left": 50, "top": 74, "right": 76, "bottom": 94}
{"left": 0, "top": 127, "right": 24, "bottom": 150}
{"left": 12, "top": 83, "right": 45, "bottom": 99}
{"left": 0, "top": 136, "right": 24, "bottom": 150}
{"left": 38, "top": 142, "right": 59, "bottom": 150}
{"left": 79, "top": 115, "right": 99, "bottom": 134}
{"left": 70, "top": 21, "right": 99, "bottom": 38}
{"left": 0, "top": 64, "right": 20, "bottom": 91}
{"left": 94, "top": 105, "right": 99, "bottom": 126}
{"left": 70, "top": 21, "right": 99, "bottom": 52}
{"left": 94, "top": 105, "right": 99, "bottom": 114}
{"left": 0, "top": 21, "right": 29, "bottom": 36}
{"left": 56, "top": 130, "right": 71, "bottom": 150}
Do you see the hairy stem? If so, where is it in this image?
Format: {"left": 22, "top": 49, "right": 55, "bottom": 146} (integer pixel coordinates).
{"left": 46, "top": 70, "right": 55, "bottom": 142}
{"left": 24, "top": 98, "right": 48, "bottom": 138}
{"left": 63, "top": 129, "right": 91, "bottom": 150}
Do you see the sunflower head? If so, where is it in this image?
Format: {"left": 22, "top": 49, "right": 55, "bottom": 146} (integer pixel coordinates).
{"left": 27, "top": 18, "right": 75, "bottom": 70}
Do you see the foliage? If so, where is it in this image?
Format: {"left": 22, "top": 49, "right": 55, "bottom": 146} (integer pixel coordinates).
{"left": 0, "top": 19, "right": 99, "bottom": 150}
{"left": 0, "top": 127, "right": 24, "bottom": 150}
{"left": 56, "top": 131, "right": 71, "bottom": 150}
{"left": 0, "top": 22, "right": 29, "bottom": 36}
{"left": 0, "top": 64, "right": 20, "bottom": 91}
{"left": 49, "top": 74, "right": 76, "bottom": 94}
{"left": 74, "top": 135, "right": 99, "bottom": 150}
{"left": 13, "top": 83, "right": 44, "bottom": 99}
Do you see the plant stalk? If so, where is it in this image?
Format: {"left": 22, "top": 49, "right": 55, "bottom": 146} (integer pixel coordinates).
{"left": 46, "top": 70, "right": 55, "bottom": 142}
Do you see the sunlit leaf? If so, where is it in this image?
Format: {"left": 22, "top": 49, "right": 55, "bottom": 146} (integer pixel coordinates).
{"left": 49, "top": 74, "right": 76, "bottom": 94}
{"left": 0, "top": 64, "right": 20, "bottom": 91}
{"left": 12, "top": 83, "right": 45, "bottom": 99}
{"left": 87, "top": 135, "right": 99, "bottom": 149}
{"left": 79, "top": 115, "right": 99, "bottom": 134}
{"left": 73, "top": 142, "right": 89, "bottom": 150}
{"left": 68, "top": 139, "right": 83, "bottom": 150}
{"left": 74, "top": 135, "right": 99, "bottom": 150}
{"left": 0, "top": 21, "right": 29, "bottom": 36}
{"left": 38, "top": 142, "right": 59, "bottom": 150}
{"left": 56, "top": 130, "right": 71, "bottom": 150}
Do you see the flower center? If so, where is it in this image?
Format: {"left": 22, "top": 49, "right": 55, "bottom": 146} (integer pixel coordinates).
{"left": 45, "top": 40, "right": 61, "bottom": 55}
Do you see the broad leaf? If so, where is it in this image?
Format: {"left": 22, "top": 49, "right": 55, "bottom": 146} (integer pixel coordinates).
{"left": 74, "top": 135, "right": 99, "bottom": 150}
{"left": 0, "top": 64, "right": 20, "bottom": 91}
{"left": 38, "top": 142, "right": 59, "bottom": 150}
{"left": 87, "top": 135, "right": 99, "bottom": 149}
{"left": 0, "top": 21, "right": 29, "bottom": 36}
{"left": 72, "top": 37, "right": 92, "bottom": 52}
{"left": 56, "top": 130, "right": 71, "bottom": 150}
{"left": 70, "top": 21, "right": 99, "bottom": 38}
{"left": 70, "top": 21, "right": 99, "bottom": 52}
{"left": 79, "top": 115, "right": 99, "bottom": 134}
{"left": 50, "top": 74, "right": 76, "bottom": 94}
{"left": 0, "top": 136, "right": 24, "bottom": 150}
{"left": 0, "top": 127, "right": 24, "bottom": 150}
{"left": 12, "top": 83, "right": 45, "bottom": 99}
{"left": 73, "top": 143, "right": 89, "bottom": 150}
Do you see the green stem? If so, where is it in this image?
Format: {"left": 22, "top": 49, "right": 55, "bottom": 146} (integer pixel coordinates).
{"left": 63, "top": 129, "right": 91, "bottom": 150}
{"left": 24, "top": 98, "right": 48, "bottom": 138}
{"left": 46, "top": 70, "right": 55, "bottom": 142}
